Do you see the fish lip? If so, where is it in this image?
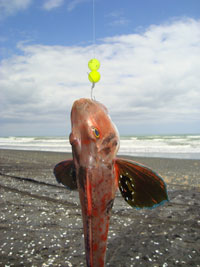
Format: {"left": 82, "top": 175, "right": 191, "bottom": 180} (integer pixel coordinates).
{"left": 69, "top": 132, "right": 78, "bottom": 146}
{"left": 70, "top": 138, "right": 81, "bottom": 165}
{"left": 70, "top": 139, "right": 78, "bottom": 147}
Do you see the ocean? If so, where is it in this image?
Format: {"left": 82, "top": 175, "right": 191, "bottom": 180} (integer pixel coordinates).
{"left": 0, "top": 135, "right": 200, "bottom": 159}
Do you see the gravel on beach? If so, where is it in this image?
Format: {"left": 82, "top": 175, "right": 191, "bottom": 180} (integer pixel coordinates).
{"left": 0, "top": 149, "right": 200, "bottom": 267}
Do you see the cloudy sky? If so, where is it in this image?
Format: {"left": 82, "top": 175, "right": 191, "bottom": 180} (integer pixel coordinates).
{"left": 0, "top": 0, "right": 200, "bottom": 136}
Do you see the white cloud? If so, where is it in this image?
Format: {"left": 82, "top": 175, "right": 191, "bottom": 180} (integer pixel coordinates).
{"left": 0, "top": 0, "right": 32, "bottom": 18}
{"left": 42, "top": 0, "right": 64, "bottom": 11}
{"left": 106, "top": 9, "right": 130, "bottom": 26}
{"left": 67, "top": 0, "right": 89, "bottom": 12}
{"left": 42, "top": 0, "right": 88, "bottom": 12}
{"left": 0, "top": 18, "right": 200, "bottom": 135}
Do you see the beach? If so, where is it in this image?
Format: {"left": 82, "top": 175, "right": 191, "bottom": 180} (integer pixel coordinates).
{"left": 0, "top": 149, "right": 200, "bottom": 266}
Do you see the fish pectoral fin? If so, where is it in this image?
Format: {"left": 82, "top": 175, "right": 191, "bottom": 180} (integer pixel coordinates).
{"left": 115, "top": 158, "right": 169, "bottom": 209}
{"left": 53, "top": 159, "right": 77, "bottom": 190}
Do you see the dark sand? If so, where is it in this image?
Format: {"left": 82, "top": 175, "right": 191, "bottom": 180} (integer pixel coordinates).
{"left": 0, "top": 149, "right": 200, "bottom": 267}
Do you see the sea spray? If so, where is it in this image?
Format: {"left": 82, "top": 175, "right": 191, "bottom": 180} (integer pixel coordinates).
{"left": 0, "top": 135, "right": 200, "bottom": 159}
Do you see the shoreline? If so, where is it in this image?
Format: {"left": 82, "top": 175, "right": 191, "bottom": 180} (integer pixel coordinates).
{"left": 1, "top": 147, "right": 200, "bottom": 161}
{"left": 1, "top": 147, "right": 200, "bottom": 160}
{"left": 0, "top": 149, "right": 200, "bottom": 266}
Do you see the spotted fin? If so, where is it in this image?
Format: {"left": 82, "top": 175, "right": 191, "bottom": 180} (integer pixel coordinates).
{"left": 54, "top": 160, "right": 77, "bottom": 190}
{"left": 115, "top": 158, "right": 169, "bottom": 209}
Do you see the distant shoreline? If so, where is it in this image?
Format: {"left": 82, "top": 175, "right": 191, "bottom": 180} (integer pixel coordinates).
{"left": 1, "top": 134, "right": 200, "bottom": 159}
{"left": 0, "top": 147, "right": 200, "bottom": 160}
{"left": 1, "top": 147, "right": 200, "bottom": 159}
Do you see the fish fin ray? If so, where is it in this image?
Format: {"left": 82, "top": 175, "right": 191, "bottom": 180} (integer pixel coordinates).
{"left": 115, "top": 158, "right": 169, "bottom": 209}
{"left": 53, "top": 159, "right": 77, "bottom": 190}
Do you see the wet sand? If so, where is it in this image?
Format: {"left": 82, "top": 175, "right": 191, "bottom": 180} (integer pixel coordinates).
{"left": 0, "top": 149, "right": 200, "bottom": 267}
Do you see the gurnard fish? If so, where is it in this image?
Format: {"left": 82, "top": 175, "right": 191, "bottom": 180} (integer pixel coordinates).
{"left": 54, "top": 98, "right": 168, "bottom": 267}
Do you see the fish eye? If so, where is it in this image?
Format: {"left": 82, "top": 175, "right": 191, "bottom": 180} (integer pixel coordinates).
{"left": 92, "top": 127, "right": 100, "bottom": 138}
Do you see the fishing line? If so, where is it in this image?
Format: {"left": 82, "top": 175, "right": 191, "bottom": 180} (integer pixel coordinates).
{"left": 88, "top": 0, "right": 101, "bottom": 99}
{"left": 92, "top": 0, "right": 96, "bottom": 58}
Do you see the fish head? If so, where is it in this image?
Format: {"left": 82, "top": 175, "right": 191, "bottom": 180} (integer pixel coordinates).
{"left": 70, "top": 98, "right": 119, "bottom": 167}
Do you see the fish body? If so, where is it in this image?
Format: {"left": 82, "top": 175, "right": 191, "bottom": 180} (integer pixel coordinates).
{"left": 54, "top": 98, "right": 169, "bottom": 267}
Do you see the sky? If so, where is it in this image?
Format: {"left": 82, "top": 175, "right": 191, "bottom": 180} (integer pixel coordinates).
{"left": 0, "top": 0, "right": 200, "bottom": 136}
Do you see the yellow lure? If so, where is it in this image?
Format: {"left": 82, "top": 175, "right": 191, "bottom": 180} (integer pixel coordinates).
{"left": 88, "top": 58, "right": 101, "bottom": 83}
{"left": 88, "top": 58, "right": 100, "bottom": 71}
{"left": 88, "top": 70, "right": 101, "bottom": 83}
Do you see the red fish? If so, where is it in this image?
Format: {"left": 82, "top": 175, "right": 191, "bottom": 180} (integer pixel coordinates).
{"left": 54, "top": 98, "right": 168, "bottom": 267}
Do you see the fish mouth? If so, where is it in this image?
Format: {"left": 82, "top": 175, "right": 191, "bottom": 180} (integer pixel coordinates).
{"left": 71, "top": 99, "right": 92, "bottom": 120}
{"left": 71, "top": 98, "right": 108, "bottom": 124}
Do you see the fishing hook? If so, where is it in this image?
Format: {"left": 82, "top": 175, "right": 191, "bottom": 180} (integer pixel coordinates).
{"left": 91, "top": 82, "right": 95, "bottom": 100}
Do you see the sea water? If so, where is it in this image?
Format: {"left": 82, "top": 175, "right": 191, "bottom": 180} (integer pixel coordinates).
{"left": 0, "top": 135, "right": 200, "bottom": 159}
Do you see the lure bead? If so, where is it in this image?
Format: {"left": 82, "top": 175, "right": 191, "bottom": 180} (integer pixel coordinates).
{"left": 88, "top": 58, "right": 100, "bottom": 71}
{"left": 88, "top": 70, "right": 101, "bottom": 83}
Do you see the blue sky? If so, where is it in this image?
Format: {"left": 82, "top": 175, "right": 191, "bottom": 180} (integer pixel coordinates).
{"left": 0, "top": 0, "right": 200, "bottom": 136}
